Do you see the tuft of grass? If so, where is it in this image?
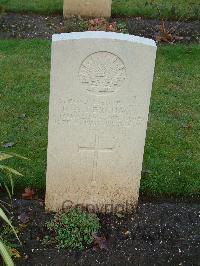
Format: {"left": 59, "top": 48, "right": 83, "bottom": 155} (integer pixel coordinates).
{"left": 0, "top": 0, "right": 199, "bottom": 20}
{"left": 0, "top": 151, "right": 28, "bottom": 203}
{"left": 45, "top": 210, "right": 100, "bottom": 250}
{"left": 0, "top": 40, "right": 199, "bottom": 198}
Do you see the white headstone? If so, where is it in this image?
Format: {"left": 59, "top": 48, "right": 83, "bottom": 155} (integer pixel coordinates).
{"left": 63, "top": 0, "right": 112, "bottom": 18}
{"left": 45, "top": 32, "right": 157, "bottom": 213}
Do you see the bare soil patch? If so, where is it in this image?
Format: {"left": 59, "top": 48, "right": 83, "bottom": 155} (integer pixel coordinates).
{"left": 2, "top": 196, "right": 199, "bottom": 265}
{"left": 0, "top": 13, "right": 199, "bottom": 44}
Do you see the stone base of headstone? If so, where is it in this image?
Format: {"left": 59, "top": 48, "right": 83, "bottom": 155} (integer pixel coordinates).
{"left": 63, "top": 0, "right": 112, "bottom": 18}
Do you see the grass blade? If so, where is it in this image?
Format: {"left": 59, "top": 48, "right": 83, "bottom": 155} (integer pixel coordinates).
{"left": 7, "top": 152, "right": 29, "bottom": 160}
{"left": 0, "top": 153, "right": 13, "bottom": 162}
{"left": 0, "top": 240, "right": 14, "bottom": 266}
{"left": 3, "top": 183, "right": 12, "bottom": 201}
{"left": 0, "top": 165, "right": 23, "bottom": 176}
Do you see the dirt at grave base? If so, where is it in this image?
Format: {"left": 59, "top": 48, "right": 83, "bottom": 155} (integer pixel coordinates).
{"left": 0, "top": 12, "right": 199, "bottom": 44}
{"left": 5, "top": 197, "right": 199, "bottom": 266}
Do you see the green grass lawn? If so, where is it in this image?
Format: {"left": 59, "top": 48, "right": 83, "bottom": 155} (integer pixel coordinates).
{"left": 0, "top": 40, "right": 199, "bottom": 198}
{"left": 0, "top": 0, "right": 199, "bottom": 20}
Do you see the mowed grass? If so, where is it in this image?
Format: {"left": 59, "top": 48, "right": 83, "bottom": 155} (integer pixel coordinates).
{"left": 0, "top": 0, "right": 63, "bottom": 14}
{"left": 112, "top": 0, "right": 200, "bottom": 20}
{"left": 0, "top": 40, "right": 199, "bottom": 198}
{"left": 0, "top": 0, "right": 199, "bottom": 20}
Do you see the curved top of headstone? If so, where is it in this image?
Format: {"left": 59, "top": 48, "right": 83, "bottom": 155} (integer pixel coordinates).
{"left": 52, "top": 31, "right": 156, "bottom": 47}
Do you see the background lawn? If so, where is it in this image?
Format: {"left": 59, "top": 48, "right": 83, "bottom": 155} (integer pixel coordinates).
{"left": 0, "top": 0, "right": 199, "bottom": 20}
{"left": 0, "top": 41, "right": 199, "bottom": 198}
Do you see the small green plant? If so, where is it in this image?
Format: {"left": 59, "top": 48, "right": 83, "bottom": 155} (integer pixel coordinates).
{"left": 0, "top": 151, "right": 27, "bottom": 204}
{"left": 117, "top": 21, "right": 128, "bottom": 34}
{"left": 46, "top": 209, "right": 101, "bottom": 250}
{"left": 0, "top": 207, "right": 21, "bottom": 266}
{"left": 0, "top": 152, "right": 26, "bottom": 265}
{"left": 62, "top": 18, "right": 88, "bottom": 33}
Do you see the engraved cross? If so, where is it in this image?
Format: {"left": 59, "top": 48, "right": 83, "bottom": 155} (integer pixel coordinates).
{"left": 79, "top": 135, "right": 114, "bottom": 185}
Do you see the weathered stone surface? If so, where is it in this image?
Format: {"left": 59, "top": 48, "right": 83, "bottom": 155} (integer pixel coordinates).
{"left": 63, "top": 0, "right": 112, "bottom": 18}
{"left": 45, "top": 32, "right": 157, "bottom": 213}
